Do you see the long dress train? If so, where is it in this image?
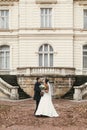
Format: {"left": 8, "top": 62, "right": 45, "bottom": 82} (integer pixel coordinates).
{"left": 35, "top": 82, "right": 59, "bottom": 117}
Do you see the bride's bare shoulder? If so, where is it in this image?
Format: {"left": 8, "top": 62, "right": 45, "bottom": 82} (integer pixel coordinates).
{"left": 44, "top": 83, "right": 49, "bottom": 90}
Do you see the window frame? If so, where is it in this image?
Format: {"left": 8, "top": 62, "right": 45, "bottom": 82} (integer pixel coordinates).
{"left": 40, "top": 8, "right": 52, "bottom": 28}
{"left": 84, "top": 9, "right": 87, "bottom": 29}
{"left": 83, "top": 45, "right": 87, "bottom": 69}
{"left": 38, "top": 44, "right": 54, "bottom": 67}
{"left": 0, "top": 45, "right": 10, "bottom": 70}
{"left": 0, "top": 10, "right": 9, "bottom": 29}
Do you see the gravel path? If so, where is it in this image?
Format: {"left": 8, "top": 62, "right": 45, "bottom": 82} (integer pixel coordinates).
{"left": 0, "top": 99, "right": 87, "bottom": 130}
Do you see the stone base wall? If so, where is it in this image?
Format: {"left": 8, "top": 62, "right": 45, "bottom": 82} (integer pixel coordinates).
{"left": 17, "top": 75, "right": 75, "bottom": 98}
{"left": 83, "top": 95, "right": 87, "bottom": 99}
{"left": 17, "top": 76, "right": 36, "bottom": 97}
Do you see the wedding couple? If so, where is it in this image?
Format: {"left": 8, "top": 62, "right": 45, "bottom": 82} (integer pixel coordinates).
{"left": 33, "top": 77, "right": 59, "bottom": 117}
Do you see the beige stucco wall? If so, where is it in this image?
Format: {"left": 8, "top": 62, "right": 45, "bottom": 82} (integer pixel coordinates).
{"left": 0, "top": 0, "right": 87, "bottom": 75}
{"left": 18, "top": 37, "right": 74, "bottom": 68}
{"left": 18, "top": 0, "right": 74, "bottom": 68}
{"left": 74, "top": 1, "right": 87, "bottom": 74}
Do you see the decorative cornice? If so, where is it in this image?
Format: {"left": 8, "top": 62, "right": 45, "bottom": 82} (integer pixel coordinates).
{"left": 0, "top": 0, "right": 19, "bottom": 1}
{"left": 0, "top": 29, "right": 18, "bottom": 32}
{"left": 74, "top": 0, "right": 87, "bottom": 5}
{"left": 36, "top": 0, "right": 57, "bottom": 4}
{"left": 0, "top": 0, "right": 19, "bottom": 6}
{"left": 0, "top": 28, "right": 87, "bottom": 32}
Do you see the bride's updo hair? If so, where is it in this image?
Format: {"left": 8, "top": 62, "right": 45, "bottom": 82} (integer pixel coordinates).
{"left": 45, "top": 79, "right": 49, "bottom": 84}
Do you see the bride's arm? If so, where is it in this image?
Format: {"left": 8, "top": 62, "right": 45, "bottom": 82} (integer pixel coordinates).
{"left": 45, "top": 84, "right": 49, "bottom": 93}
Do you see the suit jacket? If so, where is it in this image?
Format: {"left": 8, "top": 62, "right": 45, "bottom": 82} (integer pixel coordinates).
{"left": 33, "top": 82, "right": 41, "bottom": 101}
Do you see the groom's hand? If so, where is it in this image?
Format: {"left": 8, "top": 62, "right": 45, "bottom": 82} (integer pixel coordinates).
{"left": 40, "top": 91, "right": 44, "bottom": 96}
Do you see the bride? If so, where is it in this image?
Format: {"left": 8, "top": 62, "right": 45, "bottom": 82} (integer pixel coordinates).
{"left": 35, "top": 79, "right": 59, "bottom": 117}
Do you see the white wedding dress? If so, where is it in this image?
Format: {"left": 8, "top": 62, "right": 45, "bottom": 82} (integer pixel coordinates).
{"left": 35, "top": 82, "right": 59, "bottom": 117}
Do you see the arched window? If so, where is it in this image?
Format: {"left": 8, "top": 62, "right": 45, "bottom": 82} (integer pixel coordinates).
{"left": 83, "top": 45, "right": 87, "bottom": 69}
{"left": 39, "top": 44, "right": 53, "bottom": 67}
{"left": 0, "top": 45, "right": 10, "bottom": 69}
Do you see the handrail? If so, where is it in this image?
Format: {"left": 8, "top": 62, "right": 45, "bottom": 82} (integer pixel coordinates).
{"left": 74, "top": 82, "right": 87, "bottom": 89}
{"left": 74, "top": 82, "right": 87, "bottom": 100}
{"left": 0, "top": 86, "right": 11, "bottom": 96}
{"left": 0, "top": 78, "right": 19, "bottom": 100}
{"left": 0, "top": 78, "right": 18, "bottom": 89}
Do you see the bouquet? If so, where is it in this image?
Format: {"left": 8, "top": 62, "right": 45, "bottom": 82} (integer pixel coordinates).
{"left": 39, "top": 84, "right": 46, "bottom": 96}
{"left": 39, "top": 84, "right": 46, "bottom": 90}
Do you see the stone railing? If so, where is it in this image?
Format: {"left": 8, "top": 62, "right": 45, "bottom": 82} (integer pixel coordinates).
{"left": 36, "top": 0, "right": 57, "bottom": 4}
{"left": 75, "top": 69, "right": 87, "bottom": 75}
{"left": 0, "top": 78, "right": 19, "bottom": 100}
{"left": 17, "top": 67, "right": 75, "bottom": 76}
{"left": 73, "top": 83, "right": 87, "bottom": 100}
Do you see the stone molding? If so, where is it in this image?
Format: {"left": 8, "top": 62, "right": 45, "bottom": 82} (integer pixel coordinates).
{"left": 0, "top": 0, "right": 19, "bottom": 6}
{"left": 74, "top": 0, "right": 87, "bottom": 5}
{"left": 0, "top": 0, "right": 19, "bottom": 1}
{"left": 17, "top": 67, "right": 75, "bottom": 76}
{"left": 0, "top": 28, "right": 87, "bottom": 31}
{"left": 36, "top": 0, "right": 57, "bottom": 4}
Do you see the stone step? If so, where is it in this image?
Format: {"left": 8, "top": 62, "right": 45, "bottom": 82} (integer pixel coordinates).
{"left": 0, "top": 75, "right": 31, "bottom": 99}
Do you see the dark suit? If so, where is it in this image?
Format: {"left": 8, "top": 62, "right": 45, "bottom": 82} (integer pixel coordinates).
{"left": 33, "top": 82, "right": 41, "bottom": 113}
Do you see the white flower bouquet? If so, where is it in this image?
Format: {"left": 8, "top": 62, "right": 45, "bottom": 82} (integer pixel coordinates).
{"left": 39, "top": 84, "right": 46, "bottom": 96}
{"left": 39, "top": 84, "right": 46, "bottom": 90}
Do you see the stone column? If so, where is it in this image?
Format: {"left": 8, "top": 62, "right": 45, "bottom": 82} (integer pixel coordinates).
{"left": 10, "top": 87, "right": 19, "bottom": 100}
{"left": 73, "top": 87, "right": 82, "bottom": 100}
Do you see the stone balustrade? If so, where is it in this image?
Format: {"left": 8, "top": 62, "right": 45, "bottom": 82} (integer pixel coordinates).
{"left": 17, "top": 67, "right": 75, "bottom": 76}
{"left": 0, "top": 78, "right": 19, "bottom": 100}
{"left": 73, "top": 83, "right": 87, "bottom": 100}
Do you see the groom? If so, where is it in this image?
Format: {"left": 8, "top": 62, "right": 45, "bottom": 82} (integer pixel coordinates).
{"left": 33, "top": 77, "right": 41, "bottom": 114}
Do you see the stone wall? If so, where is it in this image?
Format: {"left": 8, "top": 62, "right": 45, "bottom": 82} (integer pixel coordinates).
{"left": 17, "top": 75, "right": 75, "bottom": 98}
{"left": 17, "top": 76, "right": 36, "bottom": 97}
{"left": 53, "top": 77, "right": 74, "bottom": 98}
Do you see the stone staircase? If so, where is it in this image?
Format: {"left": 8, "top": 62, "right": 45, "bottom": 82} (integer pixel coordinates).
{"left": 61, "top": 87, "right": 74, "bottom": 100}
{"left": 61, "top": 75, "right": 87, "bottom": 100}
{"left": 74, "top": 82, "right": 87, "bottom": 100}
{"left": 74, "top": 75, "right": 87, "bottom": 86}
{"left": 18, "top": 86, "right": 31, "bottom": 99}
{"left": 0, "top": 78, "right": 19, "bottom": 100}
{"left": 0, "top": 75, "right": 31, "bottom": 99}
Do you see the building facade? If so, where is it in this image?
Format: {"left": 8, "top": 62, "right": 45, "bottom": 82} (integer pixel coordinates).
{"left": 0, "top": 0, "right": 87, "bottom": 75}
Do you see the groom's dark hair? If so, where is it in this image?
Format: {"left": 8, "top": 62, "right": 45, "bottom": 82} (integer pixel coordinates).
{"left": 36, "top": 77, "right": 40, "bottom": 81}
{"left": 45, "top": 79, "right": 49, "bottom": 84}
